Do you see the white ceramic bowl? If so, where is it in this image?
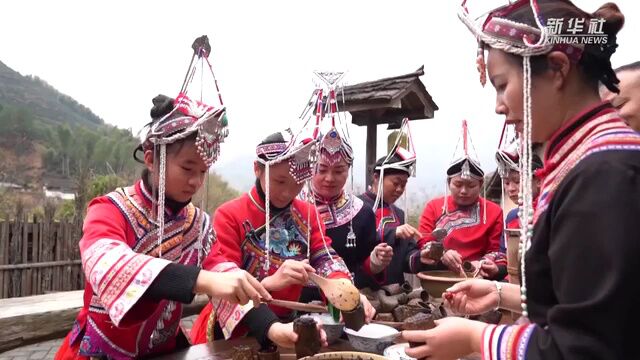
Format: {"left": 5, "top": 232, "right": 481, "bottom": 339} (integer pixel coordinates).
{"left": 384, "top": 343, "right": 417, "bottom": 360}
{"left": 343, "top": 323, "right": 399, "bottom": 354}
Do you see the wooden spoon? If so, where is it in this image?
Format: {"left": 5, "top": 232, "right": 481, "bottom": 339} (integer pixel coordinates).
{"left": 308, "top": 273, "right": 361, "bottom": 311}
{"left": 261, "top": 298, "right": 328, "bottom": 313}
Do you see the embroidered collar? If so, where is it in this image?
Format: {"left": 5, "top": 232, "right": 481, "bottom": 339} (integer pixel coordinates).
{"left": 136, "top": 179, "right": 189, "bottom": 218}
{"left": 545, "top": 101, "right": 614, "bottom": 161}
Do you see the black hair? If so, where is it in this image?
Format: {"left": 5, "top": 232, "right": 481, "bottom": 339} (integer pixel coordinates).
{"left": 133, "top": 94, "right": 197, "bottom": 163}
{"left": 371, "top": 154, "right": 412, "bottom": 179}
{"left": 134, "top": 95, "right": 199, "bottom": 186}
{"left": 504, "top": 0, "right": 625, "bottom": 93}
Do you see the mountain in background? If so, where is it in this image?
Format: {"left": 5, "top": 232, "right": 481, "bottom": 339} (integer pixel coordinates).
{"left": 0, "top": 60, "right": 104, "bottom": 128}
{"left": 0, "top": 59, "right": 143, "bottom": 190}
{"left": 0, "top": 59, "right": 444, "bottom": 213}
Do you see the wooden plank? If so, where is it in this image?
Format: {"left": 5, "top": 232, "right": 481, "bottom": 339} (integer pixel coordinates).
{"left": 11, "top": 220, "right": 22, "bottom": 297}
{"left": 0, "top": 291, "right": 208, "bottom": 353}
{"left": 22, "top": 222, "right": 30, "bottom": 296}
{"left": 0, "top": 222, "right": 6, "bottom": 298}
{"left": 62, "top": 222, "right": 68, "bottom": 290}
{"left": 64, "top": 222, "right": 71, "bottom": 290}
{"left": 0, "top": 290, "right": 83, "bottom": 352}
{"left": 65, "top": 223, "right": 73, "bottom": 291}
{"left": 0, "top": 222, "right": 6, "bottom": 265}
{"left": 55, "top": 222, "right": 62, "bottom": 291}
{"left": 38, "top": 222, "right": 44, "bottom": 294}
{"left": 0, "top": 260, "right": 82, "bottom": 270}
{"left": 46, "top": 220, "right": 54, "bottom": 293}
{"left": 32, "top": 220, "right": 39, "bottom": 295}
{"left": 41, "top": 220, "right": 50, "bottom": 293}
{"left": 4, "top": 222, "right": 10, "bottom": 299}
{"left": 365, "top": 122, "right": 377, "bottom": 187}
{"left": 154, "top": 338, "right": 352, "bottom": 360}
{"left": 73, "top": 221, "right": 82, "bottom": 289}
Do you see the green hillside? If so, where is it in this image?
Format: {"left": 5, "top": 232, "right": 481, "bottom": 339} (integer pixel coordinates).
{"left": 0, "top": 60, "right": 139, "bottom": 187}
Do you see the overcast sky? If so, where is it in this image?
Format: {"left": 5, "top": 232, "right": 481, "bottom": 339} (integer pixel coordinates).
{"left": 1, "top": 0, "right": 638, "bottom": 199}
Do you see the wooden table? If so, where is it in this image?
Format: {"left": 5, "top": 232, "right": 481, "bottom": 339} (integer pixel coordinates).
{"left": 154, "top": 338, "right": 352, "bottom": 360}
{"left": 154, "top": 338, "right": 481, "bottom": 360}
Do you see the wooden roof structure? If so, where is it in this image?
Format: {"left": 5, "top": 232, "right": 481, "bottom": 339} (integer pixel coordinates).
{"left": 337, "top": 66, "right": 439, "bottom": 185}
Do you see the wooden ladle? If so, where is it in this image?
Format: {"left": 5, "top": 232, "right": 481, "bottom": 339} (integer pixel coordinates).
{"left": 262, "top": 298, "right": 328, "bottom": 313}
{"left": 308, "top": 273, "right": 360, "bottom": 311}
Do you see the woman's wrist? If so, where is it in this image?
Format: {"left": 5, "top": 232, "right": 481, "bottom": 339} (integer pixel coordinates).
{"left": 468, "top": 320, "right": 489, "bottom": 354}
{"left": 492, "top": 281, "right": 503, "bottom": 310}
{"left": 261, "top": 276, "right": 274, "bottom": 292}
{"left": 193, "top": 270, "right": 211, "bottom": 295}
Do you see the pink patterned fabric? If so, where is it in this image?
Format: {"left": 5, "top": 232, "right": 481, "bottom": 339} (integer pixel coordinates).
{"left": 60, "top": 180, "right": 215, "bottom": 359}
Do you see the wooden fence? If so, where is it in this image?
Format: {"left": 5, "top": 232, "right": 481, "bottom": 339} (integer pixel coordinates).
{"left": 0, "top": 217, "right": 84, "bottom": 299}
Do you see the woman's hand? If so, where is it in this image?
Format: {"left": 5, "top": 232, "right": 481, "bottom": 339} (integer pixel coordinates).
{"left": 361, "top": 294, "right": 377, "bottom": 322}
{"left": 370, "top": 243, "right": 394, "bottom": 273}
{"left": 195, "top": 269, "right": 272, "bottom": 306}
{"left": 479, "top": 259, "right": 499, "bottom": 278}
{"left": 441, "top": 249, "right": 463, "bottom": 273}
{"left": 267, "top": 321, "right": 328, "bottom": 349}
{"left": 401, "top": 317, "right": 486, "bottom": 360}
{"left": 419, "top": 248, "right": 438, "bottom": 265}
{"left": 261, "top": 260, "right": 315, "bottom": 292}
{"left": 443, "top": 279, "right": 499, "bottom": 315}
{"left": 395, "top": 224, "right": 422, "bottom": 240}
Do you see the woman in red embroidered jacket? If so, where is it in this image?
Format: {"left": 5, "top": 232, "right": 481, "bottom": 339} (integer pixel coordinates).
{"left": 418, "top": 155, "right": 507, "bottom": 280}
{"left": 401, "top": 1, "right": 640, "bottom": 359}
{"left": 191, "top": 130, "right": 373, "bottom": 349}
{"left": 54, "top": 93, "right": 271, "bottom": 360}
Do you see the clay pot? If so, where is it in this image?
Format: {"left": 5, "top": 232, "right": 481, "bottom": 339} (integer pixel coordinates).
{"left": 435, "top": 303, "right": 448, "bottom": 319}
{"left": 342, "top": 302, "right": 366, "bottom": 331}
{"left": 462, "top": 261, "right": 476, "bottom": 273}
{"left": 404, "top": 313, "right": 436, "bottom": 350}
{"left": 407, "top": 289, "right": 429, "bottom": 302}
{"left": 425, "top": 242, "right": 444, "bottom": 260}
{"left": 392, "top": 305, "right": 427, "bottom": 322}
{"left": 374, "top": 313, "right": 395, "bottom": 322}
{"left": 294, "top": 317, "right": 321, "bottom": 359}
{"left": 396, "top": 293, "right": 409, "bottom": 305}
{"left": 401, "top": 281, "right": 414, "bottom": 294}
{"left": 381, "top": 284, "right": 403, "bottom": 296}
{"left": 376, "top": 290, "right": 399, "bottom": 313}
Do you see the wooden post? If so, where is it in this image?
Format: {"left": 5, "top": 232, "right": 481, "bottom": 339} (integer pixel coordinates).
{"left": 22, "top": 222, "right": 30, "bottom": 296}
{"left": 56, "top": 223, "right": 63, "bottom": 291}
{"left": 365, "top": 122, "right": 377, "bottom": 188}
{"left": 42, "top": 218, "right": 51, "bottom": 293}
{"left": 0, "top": 222, "right": 7, "bottom": 298}
{"left": 32, "top": 221, "right": 39, "bottom": 295}
{"left": 11, "top": 220, "right": 22, "bottom": 297}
